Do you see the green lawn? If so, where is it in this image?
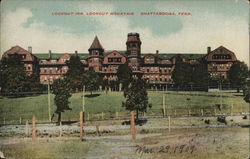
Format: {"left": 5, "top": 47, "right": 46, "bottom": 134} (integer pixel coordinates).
{"left": 0, "top": 91, "right": 249, "bottom": 123}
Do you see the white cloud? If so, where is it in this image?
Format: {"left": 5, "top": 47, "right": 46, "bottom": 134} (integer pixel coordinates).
{"left": 1, "top": 6, "right": 249, "bottom": 66}
{"left": 1, "top": 8, "right": 89, "bottom": 54}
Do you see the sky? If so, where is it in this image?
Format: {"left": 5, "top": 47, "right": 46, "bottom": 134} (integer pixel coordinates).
{"left": 0, "top": 0, "right": 249, "bottom": 65}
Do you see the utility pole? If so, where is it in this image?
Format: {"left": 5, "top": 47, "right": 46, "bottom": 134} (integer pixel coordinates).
{"left": 220, "top": 80, "right": 222, "bottom": 112}
{"left": 82, "top": 85, "right": 85, "bottom": 122}
{"left": 163, "top": 90, "right": 166, "bottom": 117}
{"left": 48, "top": 82, "right": 51, "bottom": 122}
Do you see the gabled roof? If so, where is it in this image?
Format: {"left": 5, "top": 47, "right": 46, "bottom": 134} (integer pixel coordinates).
{"left": 103, "top": 50, "right": 127, "bottom": 57}
{"left": 2, "top": 45, "right": 36, "bottom": 61}
{"left": 211, "top": 46, "right": 234, "bottom": 54}
{"left": 206, "top": 45, "right": 237, "bottom": 61}
{"left": 88, "top": 36, "right": 104, "bottom": 51}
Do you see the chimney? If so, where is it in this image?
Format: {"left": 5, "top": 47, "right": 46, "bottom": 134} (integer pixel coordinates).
{"left": 49, "top": 50, "right": 52, "bottom": 59}
{"left": 207, "top": 47, "right": 211, "bottom": 54}
{"left": 156, "top": 50, "right": 159, "bottom": 55}
{"left": 28, "top": 46, "right": 32, "bottom": 53}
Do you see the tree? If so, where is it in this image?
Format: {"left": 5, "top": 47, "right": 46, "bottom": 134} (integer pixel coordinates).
{"left": 191, "top": 63, "right": 209, "bottom": 90}
{"left": 122, "top": 78, "right": 152, "bottom": 121}
{"left": 117, "top": 63, "right": 133, "bottom": 91}
{"left": 27, "top": 73, "right": 43, "bottom": 92}
{"left": 51, "top": 79, "right": 72, "bottom": 123}
{"left": 0, "top": 56, "right": 28, "bottom": 96}
{"left": 172, "top": 60, "right": 192, "bottom": 89}
{"left": 228, "top": 62, "right": 248, "bottom": 92}
{"left": 83, "top": 68, "right": 102, "bottom": 95}
{"left": 65, "top": 55, "right": 84, "bottom": 92}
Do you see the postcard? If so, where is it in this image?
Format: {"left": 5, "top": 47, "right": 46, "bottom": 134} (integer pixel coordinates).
{"left": 0, "top": 0, "right": 249, "bottom": 159}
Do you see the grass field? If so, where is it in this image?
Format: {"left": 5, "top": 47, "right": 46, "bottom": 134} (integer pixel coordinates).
{"left": 0, "top": 91, "right": 249, "bottom": 123}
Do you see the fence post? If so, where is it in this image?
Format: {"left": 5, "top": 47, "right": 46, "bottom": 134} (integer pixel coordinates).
{"left": 174, "top": 109, "right": 177, "bottom": 116}
{"left": 32, "top": 116, "right": 36, "bottom": 141}
{"left": 242, "top": 105, "right": 243, "bottom": 114}
{"left": 25, "top": 120, "right": 29, "bottom": 136}
{"left": 230, "top": 104, "right": 232, "bottom": 116}
{"left": 168, "top": 116, "right": 171, "bottom": 133}
{"left": 201, "top": 109, "right": 204, "bottom": 116}
{"left": 130, "top": 111, "right": 136, "bottom": 140}
{"left": 163, "top": 93, "right": 166, "bottom": 117}
{"left": 96, "top": 125, "right": 100, "bottom": 136}
{"left": 87, "top": 113, "right": 90, "bottom": 121}
{"left": 19, "top": 117, "right": 22, "bottom": 124}
{"left": 188, "top": 109, "right": 191, "bottom": 116}
{"left": 80, "top": 111, "right": 83, "bottom": 141}
{"left": 101, "top": 112, "right": 104, "bottom": 120}
{"left": 116, "top": 112, "right": 119, "bottom": 119}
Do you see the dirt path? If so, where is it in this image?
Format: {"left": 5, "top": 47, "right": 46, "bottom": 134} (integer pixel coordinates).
{"left": 0, "top": 134, "right": 161, "bottom": 159}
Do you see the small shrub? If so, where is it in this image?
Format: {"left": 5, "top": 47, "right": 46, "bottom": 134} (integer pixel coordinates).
{"left": 204, "top": 119, "right": 210, "bottom": 124}
{"left": 217, "top": 116, "right": 227, "bottom": 125}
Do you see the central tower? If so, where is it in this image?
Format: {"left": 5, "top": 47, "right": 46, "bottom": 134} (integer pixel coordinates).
{"left": 126, "top": 33, "right": 142, "bottom": 71}
{"left": 126, "top": 33, "right": 141, "bottom": 56}
{"left": 88, "top": 36, "right": 104, "bottom": 72}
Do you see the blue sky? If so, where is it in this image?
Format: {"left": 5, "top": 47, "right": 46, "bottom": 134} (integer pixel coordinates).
{"left": 0, "top": 0, "right": 249, "bottom": 65}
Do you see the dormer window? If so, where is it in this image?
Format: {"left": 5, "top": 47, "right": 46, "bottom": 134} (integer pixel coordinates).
{"left": 145, "top": 57, "right": 155, "bottom": 63}
{"left": 108, "top": 58, "right": 122, "bottom": 62}
{"left": 92, "top": 50, "right": 99, "bottom": 55}
{"left": 212, "top": 54, "right": 231, "bottom": 60}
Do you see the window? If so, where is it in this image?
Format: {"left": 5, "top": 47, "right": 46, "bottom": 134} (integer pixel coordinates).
{"left": 93, "top": 58, "right": 99, "bottom": 62}
{"left": 108, "top": 58, "right": 122, "bottom": 62}
{"left": 132, "top": 66, "right": 137, "bottom": 70}
{"left": 131, "top": 51, "right": 137, "bottom": 54}
{"left": 212, "top": 54, "right": 231, "bottom": 60}
{"left": 92, "top": 50, "right": 99, "bottom": 55}
{"left": 130, "top": 58, "right": 137, "bottom": 63}
{"left": 145, "top": 57, "right": 154, "bottom": 63}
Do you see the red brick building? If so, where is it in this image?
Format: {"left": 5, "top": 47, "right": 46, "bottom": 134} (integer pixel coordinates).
{"left": 2, "top": 45, "right": 39, "bottom": 75}
{"left": 2, "top": 33, "right": 239, "bottom": 84}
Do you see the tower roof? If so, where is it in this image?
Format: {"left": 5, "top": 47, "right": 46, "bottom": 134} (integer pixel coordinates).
{"left": 126, "top": 32, "right": 141, "bottom": 44}
{"left": 88, "top": 36, "right": 104, "bottom": 51}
